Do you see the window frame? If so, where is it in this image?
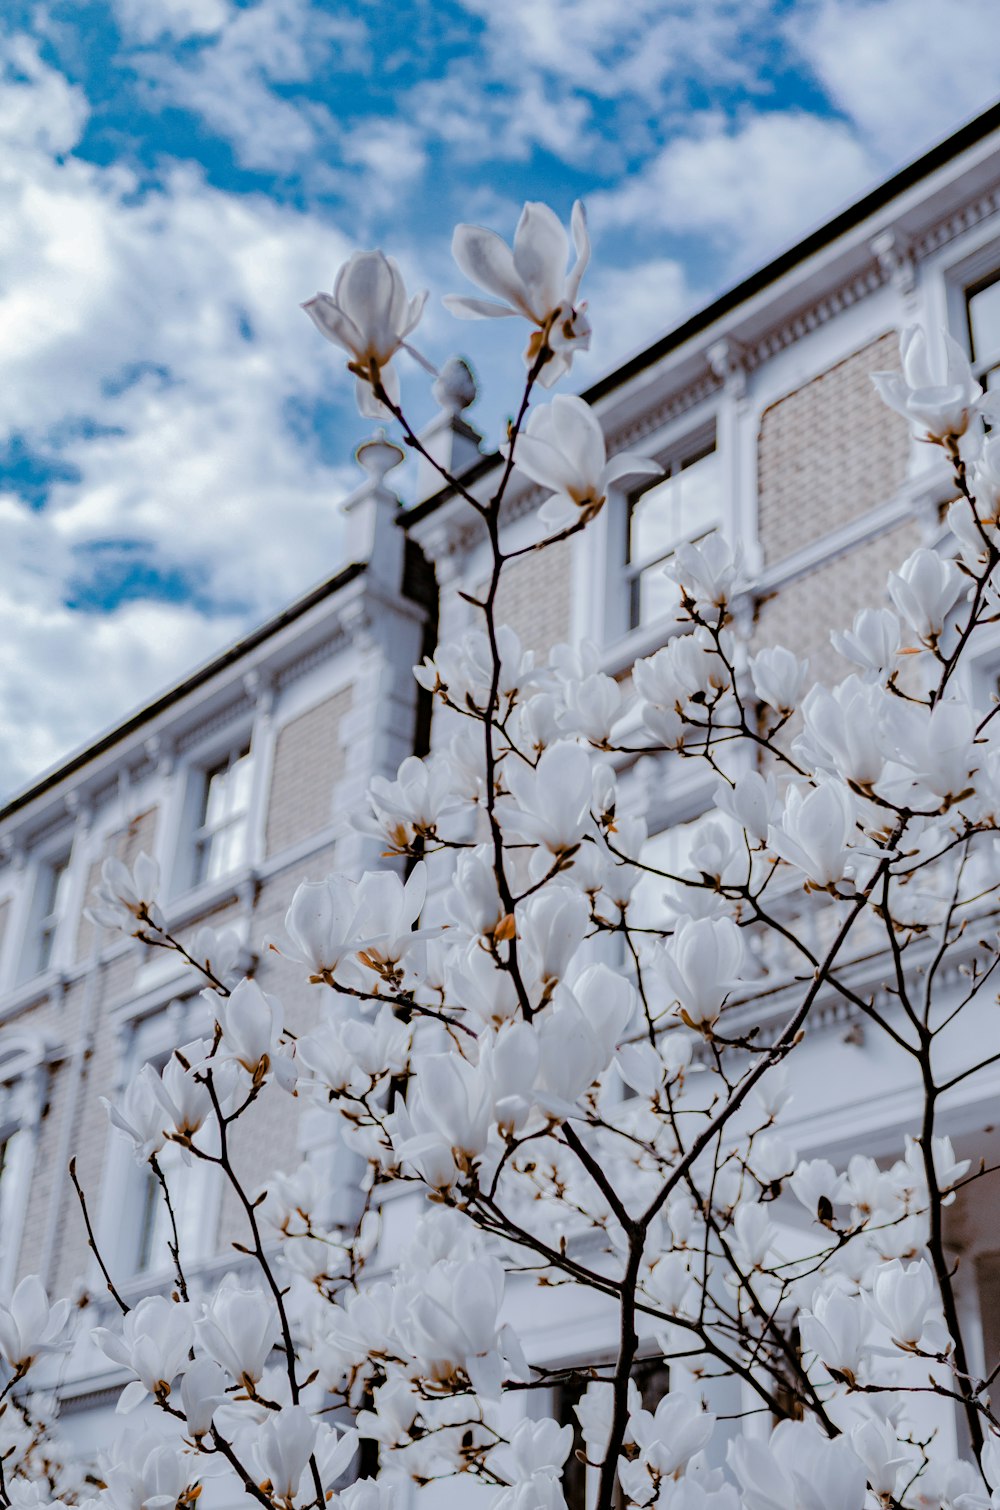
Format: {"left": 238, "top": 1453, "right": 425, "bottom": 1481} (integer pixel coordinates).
{"left": 34, "top": 852, "right": 72, "bottom": 975}
{"left": 192, "top": 741, "right": 254, "bottom": 887}
{"left": 169, "top": 723, "right": 258, "bottom": 898}
{"left": 965, "top": 268, "right": 1000, "bottom": 394}
{"left": 0, "top": 1033, "right": 58, "bottom": 1292}
{"left": 623, "top": 432, "right": 722, "bottom": 634}
{"left": 19, "top": 843, "right": 74, "bottom": 982}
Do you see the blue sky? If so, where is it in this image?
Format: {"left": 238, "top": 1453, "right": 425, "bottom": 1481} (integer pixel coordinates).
{"left": 0, "top": 0, "right": 997, "bottom": 794}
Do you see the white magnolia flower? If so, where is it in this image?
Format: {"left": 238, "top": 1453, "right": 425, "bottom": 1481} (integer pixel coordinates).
{"left": 768, "top": 781, "right": 857, "bottom": 889}
{"left": 498, "top": 740, "right": 596, "bottom": 855}
{"left": 255, "top": 1405, "right": 317, "bottom": 1504}
{"left": 664, "top": 533, "right": 743, "bottom": 613}
{"left": 362, "top": 754, "right": 460, "bottom": 852}
{"left": 445, "top": 200, "right": 591, "bottom": 385}
{"left": 395, "top": 1051, "right": 493, "bottom": 1176}
{"left": 729, "top": 1421, "right": 865, "bottom": 1510}
{"left": 849, "top": 1415, "right": 911, "bottom": 1498}
{"left": 799, "top": 1289, "right": 869, "bottom": 1380}
{"left": 85, "top": 850, "right": 162, "bottom": 934}
{"left": 658, "top": 914, "right": 745, "bottom": 1028}
{"left": 503, "top": 394, "right": 659, "bottom": 529}
{"left": 871, "top": 325, "right": 988, "bottom": 443}
{"left": 351, "top": 862, "right": 438, "bottom": 985}
{"left": 102, "top": 1434, "right": 196, "bottom": 1510}
{"left": 102, "top": 1062, "right": 168, "bottom": 1164}
{"left": 283, "top": 873, "right": 363, "bottom": 979}
{"left": 0, "top": 1276, "right": 69, "bottom": 1370}
{"left": 865, "top": 1257, "right": 940, "bottom": 1349}
{"left": 179, "top": 1355, "right": 227, "bottom": 1440}
{"left": 796, "top": 677, "right": 888, "bottom": 790}
{"left": 404, "top": 1256, "right": 526, "bottom": 1401}
{"left": 335, "top": 1484, "right": 398, "bottom": 1510}
{"left": 150, "top": 1040, "right": 215, "bottom": 1139}
{"left": 880, "top": 696, "right": 977, "bottom": 801}
{"left": 503, "top": 1417, "right": 573, "bottom": 1480}
{"left": 750, "top": 646, "right": 809, "bottom": 717}
{"left": 887, "top": 547, "right": 966, "bottom": 647}
{"left": 831, "top": 605, "right": 902, "bottom": 680}
{"left": 215, "top": 976, "right": 283, "bottom": 1078}
{"left": 303, "top": 250, "right": 430, "bottom": 419}
{"left": 790, "top": 1158, "right": 842, "bottom": 1218}
{"left": 196, "top": 1274, "right": 280, "bottom": 1387}
{"left": 629, "top": 1392, "right": 715, "bottom": 1478}
{"left": 714, "top": 772, "right": 779, "bottom": 846}
{"left": 446, "top": 847, "right": 504, "bottom": 939}
{"left": 518, "top": 884, "right": 589, "bottom": 991}
{"left": 93, "top": 1295, "right": 194, "bottom": 1412}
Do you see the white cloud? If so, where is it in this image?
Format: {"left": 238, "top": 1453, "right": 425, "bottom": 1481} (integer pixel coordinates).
{"left": 593, "top": 111, "right": 876, "bottom": 267}
{"left": 454, "top": 0, "right": 773, "bottom": 101}
{"left": 0, "top": 32, "right": 380, "bottom": 793}
{"left": 575, "top": 257, "right": 692, "bottom": 377}
{"left": 113, "top": 0, "right": 229, "bottom": 44}
{"left": 790, "top": 0, "right": 1000, "bottom": 166}
{"left": 0, "top": 33, "right": 89, "bottom": 155}
{"left": 122, "top": 0, "right": 365, "bottom": 172}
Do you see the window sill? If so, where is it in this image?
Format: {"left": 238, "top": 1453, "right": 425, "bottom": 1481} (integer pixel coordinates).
{"left": 0, "top": 967, "right": 67, "bottom": 1026}
{"left": 600, "top": 615, "right": 689, "bottom": 680}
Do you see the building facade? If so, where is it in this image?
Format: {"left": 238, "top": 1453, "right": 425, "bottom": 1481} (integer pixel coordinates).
{"left": 3, "top": 101, "right": 1000, "bottom": 1496}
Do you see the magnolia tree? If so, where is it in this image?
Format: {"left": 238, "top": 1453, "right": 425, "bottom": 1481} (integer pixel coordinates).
{"left": 6, "top": 203, "right": 1000, "bottom": 1510}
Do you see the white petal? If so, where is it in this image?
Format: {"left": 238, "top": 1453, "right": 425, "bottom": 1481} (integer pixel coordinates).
{"left": 451, "top": 224, "right": 532, "bottom": 316}
{"left": 442, "top": 293, "right": 519, "bottom": 320}
{"left": 513, "top": 201, "right": 567, "bottom": 315}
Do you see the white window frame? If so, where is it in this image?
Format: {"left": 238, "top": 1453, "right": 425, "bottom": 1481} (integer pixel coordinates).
{"left": 623, "top": 430, "right": 722, "bottom": 634}
{"left": 193, "top": 742, "right": 254, "bottom": 886}
{"left": 0, "top": 1032, "right": 58, "bottom": 1293}
{"left": 588, "top": 401, "right": 724, "bottom": 661}
{"left": 939, "top": 228, "right": 1000, "bottom": 381}
{"left": 168, "top": 723, "right": 258, "bottom": 898}
{"left": 19, "top": 843, "right": 74, "bottom": 982}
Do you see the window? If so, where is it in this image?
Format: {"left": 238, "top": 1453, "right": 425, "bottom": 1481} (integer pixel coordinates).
{"left": 0, "top": 1129, "right": 28, "bottom": 1279}
{"left": 967, "top": 272, "right": 1000, "bottom": 394}
{"left": 33, "top": 853, "right": 71, "bottom": 975}
{"left": 626, "top": 441, "right": 722, "bottom": 630}
{"left": 194, "top": 744, "right": 254, "bottom": 885}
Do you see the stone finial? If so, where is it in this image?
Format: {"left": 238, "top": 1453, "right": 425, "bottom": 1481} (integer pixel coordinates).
{"left": 432, "top": 356, "right": 477, "bottom": 415}
{"left": 355, "top": 428, "right": 405, "bottom": 489}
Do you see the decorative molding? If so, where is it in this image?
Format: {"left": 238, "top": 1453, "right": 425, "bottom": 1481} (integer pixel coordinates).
{"left": 175, "top": 694, "right": 255, "bottom": 755}
{"left": 707, "top": 336, "right": 749, "bottom": 401}
{"left": 871, "top": 227, "right": 917, "bottom": 299}
{"left": 605, "top": 374, "right": 722, "bottom": 455}
{"left": 911, "top": 179, "right": 1000, "bottom": 261}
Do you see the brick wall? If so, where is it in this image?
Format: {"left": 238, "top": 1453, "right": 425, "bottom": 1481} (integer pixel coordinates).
{"left": 266, "top": 690, "right": 352, "bottom": 858}
{"left": 757, "top": 333, "right": 910, "bottom": 565}
{"left": 487, "top": 533, "right": 573, "bottom": 656}
{"left": 753, "top": 520, "right": 922, "bottom": 690}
